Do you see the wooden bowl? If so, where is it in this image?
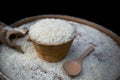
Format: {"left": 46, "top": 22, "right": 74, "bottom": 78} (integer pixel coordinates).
{"left": 31, "top": 38, "right": 74, "bottom": 62}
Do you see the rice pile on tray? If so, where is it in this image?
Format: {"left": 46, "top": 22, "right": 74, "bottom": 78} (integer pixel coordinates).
{"left": 0, "top": 18, "right": 120, "bottom": 80}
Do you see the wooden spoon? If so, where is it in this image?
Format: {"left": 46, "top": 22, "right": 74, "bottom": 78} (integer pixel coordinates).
{"left": 63, "top": 46, "right": 94, "bottom": 76}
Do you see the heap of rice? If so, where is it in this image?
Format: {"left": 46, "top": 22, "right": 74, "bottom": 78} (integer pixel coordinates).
{"left": 0, "top": 18, "right": 120, "bottom": 80}
{"left": 29, "top": 19, "right": 76, "bottom": 45}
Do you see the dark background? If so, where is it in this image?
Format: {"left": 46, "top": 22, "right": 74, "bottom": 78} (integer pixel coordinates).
{"left": 0, "top": 6, "right": 119, "bottom": 37}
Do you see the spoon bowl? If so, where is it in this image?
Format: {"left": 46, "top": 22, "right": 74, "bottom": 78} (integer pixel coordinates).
{"left": 63, "top": 61, "right": 81, "bottom": 76}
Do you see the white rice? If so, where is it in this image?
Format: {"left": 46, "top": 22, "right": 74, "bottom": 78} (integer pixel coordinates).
{"left": 0, "top": 18, "right": 120, "bottom": 80}
{"left": 29, "top": 18, "right": 76, "bottom": 45}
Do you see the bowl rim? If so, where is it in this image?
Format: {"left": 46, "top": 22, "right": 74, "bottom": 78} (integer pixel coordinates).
{"left": 29, "top": 36, "right": 75, "bottom": 46}
{"left": 10, "top": 14, "right": 120, "bottom": 46}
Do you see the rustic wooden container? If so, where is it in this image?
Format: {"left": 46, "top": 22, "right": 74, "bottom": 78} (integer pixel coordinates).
{"left": 31, "top": 38, "right": 74, "bottom": 62}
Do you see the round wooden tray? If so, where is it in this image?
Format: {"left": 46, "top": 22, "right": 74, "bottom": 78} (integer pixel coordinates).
{"left": 1, "top": 15, "right": 120, "bottom": 80}
{"left": 10, "top": 15, "right": 120, "bottom": 46}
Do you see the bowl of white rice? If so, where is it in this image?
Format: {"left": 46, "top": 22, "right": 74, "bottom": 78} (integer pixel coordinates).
{"left": 29, "top": 18, "right": 76, "bottom": 62}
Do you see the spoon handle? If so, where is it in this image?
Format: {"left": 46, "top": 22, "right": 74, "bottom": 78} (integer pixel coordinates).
{"left": 77, "top": 46, "right": 94, "bottom": 62}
